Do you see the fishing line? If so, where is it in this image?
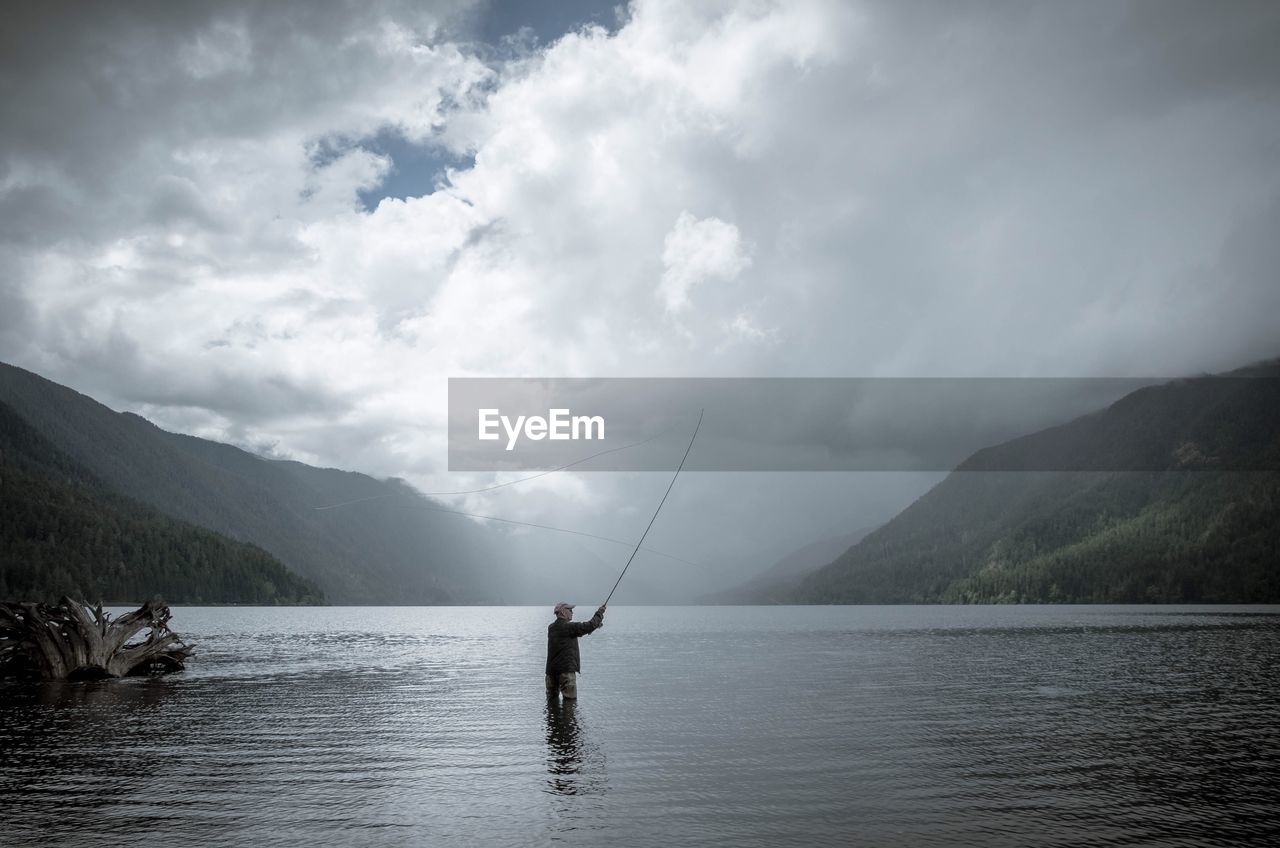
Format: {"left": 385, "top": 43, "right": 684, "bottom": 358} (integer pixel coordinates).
{"left": 417, "top": 430, "right": 669, "bottom": 496}
{"left": 603, "top": 408, "right": 703, "bottom": 606}
{"left": 309, "top": 419, "right": 703, "bottom": 573}
{"left": 312, "top": 430, "right": 670, "bottom": 511}
{"left": 404, "top": 500, "right": 702, "bottom": 567}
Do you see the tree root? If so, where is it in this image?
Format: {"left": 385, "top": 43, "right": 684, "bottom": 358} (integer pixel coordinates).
{"left": 0, "top": 596, "right": 194, "bottom": 680}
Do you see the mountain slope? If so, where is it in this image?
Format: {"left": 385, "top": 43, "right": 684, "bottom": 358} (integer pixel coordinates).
{"left": 702, "top": 527, "right": 876, "bottom": 603}
{"left": 0, "top": 362, "right": 507, "bottom": 604}
{"left": 789, "top": 364, "right": 1280, "bottom": 604}
{"left": 0, "top": 399, "right": 323, "bottom": 604}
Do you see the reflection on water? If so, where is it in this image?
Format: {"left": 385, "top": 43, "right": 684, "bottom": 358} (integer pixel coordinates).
{"left": 545, "top": 695, "right": 608, "bottom": 798}
{"left": 30, "top": 677, "right": 181, "bottom": 710}
{"left": 1, "top": 605, "right": 1277, "bottom": 847}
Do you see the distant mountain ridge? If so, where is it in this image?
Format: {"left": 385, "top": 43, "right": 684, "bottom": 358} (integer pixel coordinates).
{"left": 779, "top": 362, "right": 1280, "bottom": 604}
{"left": 0, "top": 362, "right": 508, "bottom": 604}
{"left": 7, "top": 359, "right": 1277, "bottom": 606}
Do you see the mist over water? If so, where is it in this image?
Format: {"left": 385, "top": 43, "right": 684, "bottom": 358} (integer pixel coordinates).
{"left": 2, "top": 606, "right": 1277, "bottom": 847}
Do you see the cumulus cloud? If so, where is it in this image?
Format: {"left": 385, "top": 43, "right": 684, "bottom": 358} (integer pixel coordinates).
{"left": 659, "top": 212, "right": 752, "bottom": 313}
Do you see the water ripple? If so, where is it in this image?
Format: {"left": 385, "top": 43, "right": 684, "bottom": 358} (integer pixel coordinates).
{"left": 1, "top": 605, "right": 1277, "bottom": 846}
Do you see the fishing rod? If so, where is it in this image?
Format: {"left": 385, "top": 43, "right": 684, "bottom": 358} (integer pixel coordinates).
{"left": 602, "top": 408, "right": 703, "bottom": 606}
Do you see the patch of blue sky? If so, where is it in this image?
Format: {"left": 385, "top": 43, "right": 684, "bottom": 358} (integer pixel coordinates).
{"left": 336, "top": 0, "right": 624, "bottom": 212}
{"left": 306, "top": 128, "right": 471, "bottom": 211}
{"left": 355, "top": 129, "right": 473, "bottom": 211}
{"left": 465, "top": 0, "right": 623, "bottom": 46}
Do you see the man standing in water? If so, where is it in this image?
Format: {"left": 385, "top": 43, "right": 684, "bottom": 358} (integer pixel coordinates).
{"left": 546, "top": 602, "right": 605, "bottom": 699}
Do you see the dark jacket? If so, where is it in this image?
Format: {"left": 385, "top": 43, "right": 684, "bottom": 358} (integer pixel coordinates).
{"left": 546, "top": 611, "right": 603, "bottom": 675}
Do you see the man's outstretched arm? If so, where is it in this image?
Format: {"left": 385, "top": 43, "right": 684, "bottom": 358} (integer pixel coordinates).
{"left": 567, "top": 605, "right": 605, "bottom": 636}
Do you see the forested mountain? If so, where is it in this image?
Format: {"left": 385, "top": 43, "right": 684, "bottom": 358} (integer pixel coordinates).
{"left": 0, "top": 399, "right": 322, "bottom": 604}
{"left": 0, "top": 362, "right": 507, "bottom": 604}
{"left": 785, "top": 363, "right": 1280, "bottom": 604}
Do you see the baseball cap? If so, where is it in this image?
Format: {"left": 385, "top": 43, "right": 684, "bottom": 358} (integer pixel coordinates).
{"left": 553, "top": 602, "right": 575, "bottom": 615}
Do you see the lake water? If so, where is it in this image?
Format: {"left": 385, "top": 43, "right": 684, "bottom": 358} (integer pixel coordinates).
{"left": 2, "top": 605, "right": 1278, "bottom": 847}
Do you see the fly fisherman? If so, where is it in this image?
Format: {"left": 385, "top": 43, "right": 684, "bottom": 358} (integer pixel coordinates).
{"left": 546, "top": 602, "right": 606, "bottom": 699}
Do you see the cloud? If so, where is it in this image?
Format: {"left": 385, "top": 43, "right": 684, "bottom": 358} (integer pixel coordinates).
{"left": 2, "top": 0, "right": 1279, "bottom": 579}
{"left": 659, "top": 212, "right": 752, "bottom": 313}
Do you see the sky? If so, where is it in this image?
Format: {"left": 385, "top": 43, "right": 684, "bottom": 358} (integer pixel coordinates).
{"left": 3, "top": 0, "right": 1279, "bottom": 596}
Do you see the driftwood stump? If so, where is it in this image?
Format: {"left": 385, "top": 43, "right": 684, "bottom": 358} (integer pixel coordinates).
{"left": 0, "top": 596, "right": 194, "bottom": 680}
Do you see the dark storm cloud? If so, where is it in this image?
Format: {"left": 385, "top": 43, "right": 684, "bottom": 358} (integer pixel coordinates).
{"left": 698, "top": 0, "right": 1280, "bottom": 381}
{"left": 129, "top": 370, "right": 351, "bottom": 420}
{"left": 861, "top": 0, "right": 1280, "bottom": 123}
{"left": 0, "top": 263, "right": 32, "bottom": 342}
{"left": 0, "top": 0, "right": 476, "bottom": 241}
{"left": 0, "top": 0, "right": 491, "bottom": 436}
